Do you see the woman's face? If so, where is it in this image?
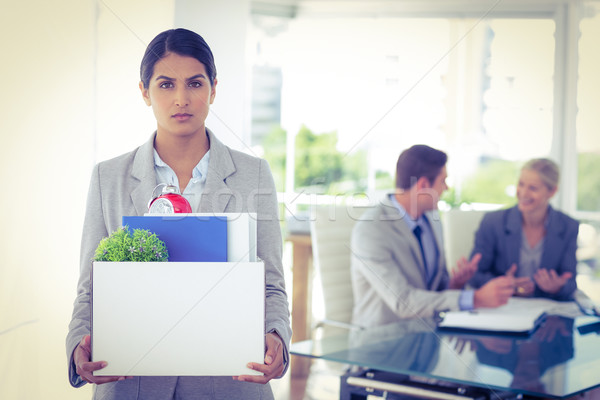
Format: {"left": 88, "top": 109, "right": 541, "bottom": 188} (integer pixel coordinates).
{"left": 516, "top": 168, "right": 556, "bottom": 215}
{"left": 140, "top": 52, "right": 216, "bottom": 139}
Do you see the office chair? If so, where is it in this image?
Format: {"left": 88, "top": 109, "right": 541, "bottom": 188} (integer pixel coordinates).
{"left": 310, "top": 204, "right": 370, "bottom": 338}
{"left": 441, "top": 209, "right": 486, "bottom": 268}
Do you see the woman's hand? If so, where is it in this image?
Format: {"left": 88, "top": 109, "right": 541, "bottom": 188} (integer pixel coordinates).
{"left": 513, "top": 269, "right": 535, "bottom": 297}
{"left": 533, "top": 269, "right": 572, "bottom": 294}
{"left": 534, "top": 315, "right": 570, "bottom": 342}
{"left": 74, "top": 335, "right": 132, "bottom": 385}
{"left": 233, "top": 332, "right": 285, "bottom": 384}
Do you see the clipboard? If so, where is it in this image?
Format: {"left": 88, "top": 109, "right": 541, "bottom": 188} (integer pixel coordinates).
{"left": 437, "top": 309, "right": 546, "bottom": 336}
{"left": 436, "top": 298, "right": 554, "bottom": 336}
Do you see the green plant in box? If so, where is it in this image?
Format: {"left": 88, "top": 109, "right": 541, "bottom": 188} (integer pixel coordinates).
{"left": 94, "top": 226, "right": 169, "bottom": 262}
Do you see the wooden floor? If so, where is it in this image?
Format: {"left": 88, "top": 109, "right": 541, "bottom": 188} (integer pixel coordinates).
{"left": 271, "top": 358, "right": 345, "bottom": 400}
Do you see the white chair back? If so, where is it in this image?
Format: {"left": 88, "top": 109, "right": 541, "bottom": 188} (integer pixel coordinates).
{"left": 441, "top": 209, "right": 486, "bottom": 268}
{"left": 310, "top": 204, "right": 369, "bottom": 337}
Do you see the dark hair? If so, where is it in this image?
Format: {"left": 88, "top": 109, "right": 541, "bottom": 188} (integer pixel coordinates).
{"left": 140, "top": 28, "right": 217, "bottom": 89}
{"left": 395, "top": 145, "right": 448, "bottom": 189}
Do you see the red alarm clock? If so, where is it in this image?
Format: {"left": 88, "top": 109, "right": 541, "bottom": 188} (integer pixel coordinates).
{"left": 148, "top": 184, "right": 192, "bottom": 214}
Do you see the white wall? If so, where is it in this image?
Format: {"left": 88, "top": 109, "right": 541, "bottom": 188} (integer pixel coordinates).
{"left": 174, "top": 0, "right": 252, "bottom": 152}
{"left": 95, "top": 0, "right": 174, "bottom": 162}
{"left": 0, "top": 0, "right": 249, "bottom": 398}
{"left": 0, "top": 1, "right": 95, "bottom": 398}
{"left": 94, "top": 0, "right": 251, "bottom": 160}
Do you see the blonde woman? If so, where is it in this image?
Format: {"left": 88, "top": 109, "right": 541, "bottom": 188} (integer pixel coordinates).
{"left": 469, "top": 158, "right": 579, "bottom": 300}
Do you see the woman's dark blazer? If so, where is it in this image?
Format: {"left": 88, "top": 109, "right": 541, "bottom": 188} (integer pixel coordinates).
{"left": 469, "top": 205, "right": 579, "bottom": 301}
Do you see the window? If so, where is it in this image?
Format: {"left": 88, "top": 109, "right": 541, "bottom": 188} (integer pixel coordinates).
{"left": 249, "top": 2, "right": 597, "bottom": 220}
{"left": 577, "top": 3, "right": 600, "bottom": 214}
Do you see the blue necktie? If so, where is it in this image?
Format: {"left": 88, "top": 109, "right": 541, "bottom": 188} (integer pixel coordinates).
{"left": 413, "top": 225, "right": 428, "bottom": 272}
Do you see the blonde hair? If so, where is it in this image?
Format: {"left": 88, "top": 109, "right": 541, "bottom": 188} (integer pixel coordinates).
{"left": 522, "top": 158, "right": 560, "bottom": 191}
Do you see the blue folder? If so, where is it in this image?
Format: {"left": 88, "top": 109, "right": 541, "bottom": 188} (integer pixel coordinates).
{"left": 123, "top": 215, "right": 228, "bottom": 262}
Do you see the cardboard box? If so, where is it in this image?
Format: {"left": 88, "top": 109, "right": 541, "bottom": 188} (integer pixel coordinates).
{"left": 92, "top": 261, "right": 265, "bottom": 376}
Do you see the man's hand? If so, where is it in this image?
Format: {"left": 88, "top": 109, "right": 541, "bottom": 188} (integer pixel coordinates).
{"left": 233, "top": 332, "right": 285, "bottom": 384}
{"left": 476, "top": 337, "right": 513, "bottom": 354}
{"left": 449, "top": 253, "right": 481, "bottom": 289}
{"left": 473, "top": 264, "right": 516, "bottom": 308}
{"left": 448, "top": 336, "right": 476, "bottom": 355}
{"left": 73, "top": 335, "right": 132, "bottom": 385}
{"left": 534, "top": 269, "right": 572, "bottom": 294}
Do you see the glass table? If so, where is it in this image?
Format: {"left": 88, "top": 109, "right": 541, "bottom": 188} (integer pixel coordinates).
{"left": 291, "top": 313, "right": 600, "bottom": 399}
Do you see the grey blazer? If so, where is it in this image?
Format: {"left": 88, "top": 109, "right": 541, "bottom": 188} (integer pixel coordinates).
{"left": 66, "top": 130, "right": 291, "bottom": 400}
{"left": 351, "top": 196, "right": 461, "bottom": 328}
{"left": 469, "top": 205, "right": 579, "bottom": 301}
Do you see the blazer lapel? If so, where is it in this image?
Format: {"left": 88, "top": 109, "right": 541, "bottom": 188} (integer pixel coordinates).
{"left": 425, "top": 210, "right": 445, "bottom": 289}
{"left": 199, "top": 129, "right": 236, "bottom": 213}
{"left": 130, "top": 133, "right": 158, "bottom": 216}
{"left": 505, "top": 206, "right": 522, "bottom": 268}
{"left": 381, "top": 197, "right": 429, "bottom": 286}
{"left": 399, "top": 221, "right": 429, "bottom": 286}
{"left": 540, "top": 206, "right": 564, "bottom": 271}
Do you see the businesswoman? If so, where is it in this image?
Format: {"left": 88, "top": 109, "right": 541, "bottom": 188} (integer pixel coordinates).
{"left": 469, "top": 158, "right": 579, "bottom": 301}
{"left": 66, "top": 28, "right": 291, "bottom": 399}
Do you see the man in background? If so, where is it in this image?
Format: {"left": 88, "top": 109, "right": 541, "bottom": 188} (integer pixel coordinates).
{"left": 351, "top": 144, "right": 517, "bottom": 328}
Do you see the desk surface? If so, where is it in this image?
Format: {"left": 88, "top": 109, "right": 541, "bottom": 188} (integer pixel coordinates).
{"left": 291, "top": 307, "right": 600, "bottom": 399}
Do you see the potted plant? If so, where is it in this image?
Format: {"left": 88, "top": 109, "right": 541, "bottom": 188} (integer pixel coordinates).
{"left": 93, "top": 226, "right": 169, "bottom": 262}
